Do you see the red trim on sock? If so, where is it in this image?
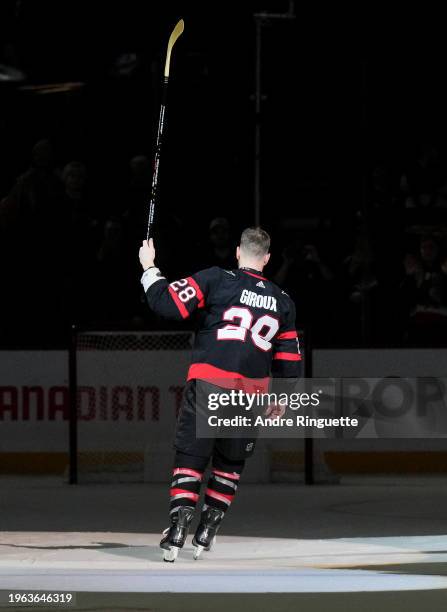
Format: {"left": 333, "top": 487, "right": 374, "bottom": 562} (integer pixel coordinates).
{"left": 173, "top": 468, "right": 203, "bottom": 480}
{"left": 213, "top": 469, "right": 240, "bottom": 481}
{"left": 170, "top": 488, "right": 199, "bottom": 502}
{"left": 205, "top": 488, "right": 235, "bottom": 503}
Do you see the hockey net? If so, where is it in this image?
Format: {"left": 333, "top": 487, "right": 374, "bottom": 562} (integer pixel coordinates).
{"left": 71, "top": 331, "right": 194, "bottom": 483}
{"left": 71, "top": 329, "right": 334, "bottom": 484}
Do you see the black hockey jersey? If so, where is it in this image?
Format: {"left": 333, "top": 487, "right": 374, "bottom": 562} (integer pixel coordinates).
{"left": 142, "top": 266, "right": 301, "bottom": 384}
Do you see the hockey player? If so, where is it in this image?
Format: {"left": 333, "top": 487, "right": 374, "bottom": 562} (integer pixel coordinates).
{"left": 139, "top": 227, "right": 301, "bottom": 561}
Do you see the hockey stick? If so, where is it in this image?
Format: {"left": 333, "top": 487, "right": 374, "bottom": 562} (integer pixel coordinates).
{"left": 146, "top": 18, "right": 184, "bottom": 240}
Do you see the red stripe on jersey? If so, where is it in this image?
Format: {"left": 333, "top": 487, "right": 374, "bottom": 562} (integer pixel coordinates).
{"left": 170, "top": 488, "right": 199, "bottom": 501}
{"left": 273, "top": 352, "right": 302, "bottom": 361}
{"left": 168, "top": 286, "right": 189, "bottom": 319}
{"left": 241, "top": 270, "right": 267, "bottom": 281}
{"left": 187, "top": 276, "right": 205, "bottom": 308}
{"left": 187, "top": 363, "right": 270, "bottom": 392}
{"left": 277, "top": 330, "right": 298, "bottom": 340}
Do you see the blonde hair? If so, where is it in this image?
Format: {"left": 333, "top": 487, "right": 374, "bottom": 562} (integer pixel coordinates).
{"left": 240, "top": 227, "right": 270, "bottom": 257}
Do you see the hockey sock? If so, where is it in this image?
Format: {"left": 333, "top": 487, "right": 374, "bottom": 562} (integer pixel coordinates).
{"left": 203, "top": 455, "right": 245, "bottom": 515}
{"left": 169, "top": 452, "right": 208, "bottom": 515}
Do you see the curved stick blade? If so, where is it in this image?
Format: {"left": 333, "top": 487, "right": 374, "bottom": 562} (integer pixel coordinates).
{"left": 164, "top": 19, "right": 185, "bottom": 78}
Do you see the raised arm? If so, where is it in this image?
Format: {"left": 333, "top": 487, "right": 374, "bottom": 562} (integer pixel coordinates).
{"left": 139, "top": 239, "right": 208, "bottom": 321}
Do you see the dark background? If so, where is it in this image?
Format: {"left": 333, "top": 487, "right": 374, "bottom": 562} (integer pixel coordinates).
{"left": 1, "top": 1, "right": 447, "bottom": 349}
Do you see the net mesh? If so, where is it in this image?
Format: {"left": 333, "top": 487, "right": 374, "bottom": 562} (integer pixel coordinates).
{"left": 74, "top": 331, "right": 193, "bottom": 483}
{"left": 77, "top": 331, "right": 194, "bottom": 351}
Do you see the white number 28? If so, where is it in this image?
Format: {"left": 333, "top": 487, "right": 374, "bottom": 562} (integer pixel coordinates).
{"left": 217, "top": 307, "right": 279, "bottom": 352}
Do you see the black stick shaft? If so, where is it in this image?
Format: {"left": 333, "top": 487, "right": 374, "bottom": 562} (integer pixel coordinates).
{"left": 146, "top": 76, "right": 169, "bottom": 241}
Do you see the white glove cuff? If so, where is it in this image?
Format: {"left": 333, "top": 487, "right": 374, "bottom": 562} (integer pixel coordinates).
{"left": 141, "top": 267, "right": 165, "bottom": 292}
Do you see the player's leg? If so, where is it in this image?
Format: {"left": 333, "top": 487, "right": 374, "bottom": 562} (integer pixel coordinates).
{"left": 160, "top": 450, "right": 209, "bottom": 562}
{"left": 192, "top": 445, "right": 246, "bottom": 560}
{"left": 161, "top": 380, "right": 214, "bottom": 562}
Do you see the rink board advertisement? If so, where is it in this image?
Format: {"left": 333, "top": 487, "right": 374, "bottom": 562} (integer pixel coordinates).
{"left": 0, "top": 351, "right": 68, "bottom": 453}
{"left": 313, "top": 348, "right": 447, "bottom": 378}
{"left": 76, "top": 350, "right": 190, "bottom": 452}
{"left": 0, "top": 350, "right": 190, "bottom": 453}
{"left": 2, "top": 348, "right": 447, "bottom": 459}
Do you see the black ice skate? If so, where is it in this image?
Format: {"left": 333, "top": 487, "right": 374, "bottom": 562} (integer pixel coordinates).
{"left": 160, "top": 506, "right": 195, "bottom": 562}
{"left": 192, "top": 507, "right": 225, "bottom": 560}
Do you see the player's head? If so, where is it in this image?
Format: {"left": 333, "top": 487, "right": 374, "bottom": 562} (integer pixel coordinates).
{"left": 236, "top": 227, "right": 271, "bottom": 271}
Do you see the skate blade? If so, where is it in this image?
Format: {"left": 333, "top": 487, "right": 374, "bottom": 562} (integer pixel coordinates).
{"left": 163, "top": 547, "right": 179, "bottom": 563}
{"left": 193, "top": 537, "right": 216, "bottom": 560}
{"left": 193, "top": 545, "right": 204, "bottom": 560}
